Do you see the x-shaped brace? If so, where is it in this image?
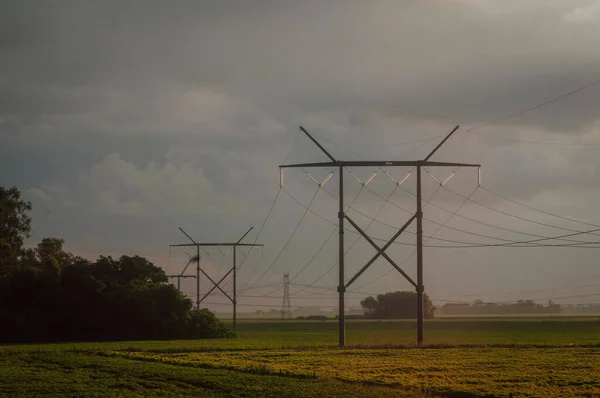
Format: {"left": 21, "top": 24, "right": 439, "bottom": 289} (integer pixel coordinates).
{"left": 199, "top": 268, "right": 234, "bottom": 303}
{"left": 345, "top": 214, "right": 417, "bottom": 288}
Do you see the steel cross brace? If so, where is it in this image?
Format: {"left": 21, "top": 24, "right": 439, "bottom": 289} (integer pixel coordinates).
{"left": 199, "top": 268, "right": 233, "bottom": 303}
{"left": 345, "top": 214, "right": 417, "bottom": 289}
{"left": 199, "top": 267, "right": 233, "bottom": 302}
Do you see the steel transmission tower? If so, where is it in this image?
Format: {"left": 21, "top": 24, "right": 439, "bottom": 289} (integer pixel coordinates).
{"left": 279, "top": 125, "right": 481, "bottom": 347}
{"left": 281, "top": 273, "right": 292, "bottom": 319}
{"left": 169, "top": 226, "right": 263, "bottom": 330}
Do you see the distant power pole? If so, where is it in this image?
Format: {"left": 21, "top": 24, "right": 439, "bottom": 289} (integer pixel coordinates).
{"left": 279, "top": 125, "right": 481, "bottom": 347}
{"left": 166, "top": 256, "right": 197, "bottom": 292}
{"left": 169, "top": 226, "right": 263, "bottom": 330}
{"left": 281, "top": 272, "right": 292, "bottom": 319}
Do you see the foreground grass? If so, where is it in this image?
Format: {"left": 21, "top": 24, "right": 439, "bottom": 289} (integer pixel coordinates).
{"left": 0, "top": 351, "right": 420, "bottom": 397}
{"left": 2, "top": 318, "right": 600, "bottom": 397}
{"left": 119, "top": 347, "right": 600, "bottom": 397}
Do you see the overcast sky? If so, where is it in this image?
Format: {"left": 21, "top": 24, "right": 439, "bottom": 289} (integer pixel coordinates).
{"left": 2, "top": 0, "right": 600, "bottom": 312}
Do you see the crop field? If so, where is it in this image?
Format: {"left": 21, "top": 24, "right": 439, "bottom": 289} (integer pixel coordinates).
{"left": 2, "top": 318, "right": 600, "bottom": 397}
{"left": 116, "top": 347, "right": 600, "bottom": 397}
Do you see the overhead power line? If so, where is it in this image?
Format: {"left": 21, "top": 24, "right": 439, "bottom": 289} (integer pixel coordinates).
{"left": 237, "top": 188, "right": 281, "bottom": 281}
{"left": 316, "top": 134, "right": 445, "bottom": 148}
{"left": 251, "top": 186, "right": 368, "bottom": 299}
{"left": 359, "top": 183, "right": 549, "bottom": 244}
{"left": 305, "top": 129, "right": 600, "bottom": 245}
{"left": 282, "top": 184, "right": 600, "bottom": 250}
{"left": 301, "top": 179, "right": 449, "bottom": 296}
{"left": 322, "top": 183, "right": 600, "bottom": 248}
{"left": 244, "top": 186, "right": 323, "bottom": 291}
{"left": 319, "top": 185, "right": 491, "bottom": 246}
{"left": 478, "top": 135, "right": 600, "bottom": 147}
{"left": 479, "top": 186, "right": 600, "bottom": 230}
{"left": 360, "top": 181, "right": 600, "bottom": 247}
{"left": 351, "top": 183, "right": 475, "bottom": 291}
{"left": 364, "top": 183, "right": 592, "bottom": 245}
{"left": 439, "top": 184, "right": 600, "bottom": 238}
{"left": 465, "top": 77, "right": 600, "bottom": 133}
{"left": 289, "top": 185, "right": 403, "bottom": 298}
{"left": 239, "top": 130, "right": 301, "bottom": 284}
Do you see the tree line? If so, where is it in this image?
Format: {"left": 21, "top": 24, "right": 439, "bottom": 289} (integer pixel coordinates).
{"left": 360, "top": 291, "right": 435, "bottom": 319}
{"left": 0, "top": 186, "right": 233, "bottom": 343}
{"left": 440, "top": 300, "right": 562, "bottom": 315}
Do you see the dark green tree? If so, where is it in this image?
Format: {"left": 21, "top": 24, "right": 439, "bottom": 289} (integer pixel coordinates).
{"left": 0, "top": 186, "right": 32, "bottom": 274}
{"left": 360, "top": 291, "right": 435, "bottom": 319}
{"left": 0, "top": 186, "right": 235, "bottom": 343}
{"left": 187, "top": 309, "right": 235, "bottom": 338}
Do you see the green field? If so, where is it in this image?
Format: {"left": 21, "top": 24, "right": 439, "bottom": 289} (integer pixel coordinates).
{"left": 2, "top": 318, "right": 600, "bottom": 397}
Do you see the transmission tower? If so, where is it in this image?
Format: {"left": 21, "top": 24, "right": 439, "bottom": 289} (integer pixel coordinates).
{"left": 281, "top": 272, "right": 292, "bottom": 319}
{"left": 169, "top": 226, "right": 263, "bottom": 330}
{"left": 279, "top": 125, "right": 481, "bottom": 347}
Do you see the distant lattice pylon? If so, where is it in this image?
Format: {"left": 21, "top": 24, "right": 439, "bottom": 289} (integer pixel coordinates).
{"left": 281, "top": 273, "right": 292, "bottom": 319}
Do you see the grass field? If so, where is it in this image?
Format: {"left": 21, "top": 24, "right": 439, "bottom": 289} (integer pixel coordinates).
{"left": 2, "top": 318, "right": 600, "bottom": 397}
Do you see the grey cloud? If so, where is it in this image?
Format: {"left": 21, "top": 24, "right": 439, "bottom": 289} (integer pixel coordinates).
{"left": 564, "top": 3, "right": 600, "bottom": 23}
{"left": 3, "top": 1, "right": 599, "bottom": 135}
{"left": 3, "top": 0, "right": 600, "bottom": 306}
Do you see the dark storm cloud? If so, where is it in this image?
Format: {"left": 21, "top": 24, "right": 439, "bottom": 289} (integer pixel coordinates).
{"left": 2, "top": 0, "right": 599, "bottom": 134}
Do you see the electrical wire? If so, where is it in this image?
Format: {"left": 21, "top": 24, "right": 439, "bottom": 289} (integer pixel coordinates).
{"left": 239, "top": 129, "right": 301, "bottom": 284}
{"left": 237, "top": 282, "right": 281, "bottom": 293}
{"left": 186, "top": 300, "right": 364, "bottom": 309}
{"left": 283, "top": 182, "right": 600, "bottom": 251}
{"left": 393, "top": 135, "right": 444, "bottom": 160}
{"left": 360, "top": 182, "right": 538, "bottom": 245}
{"left": 316, "top": 134, "right": 445, "bottom": 148}
{"left": 240, "top": 225, "right": 335, "bottom": 298}
{"left": 439, "top": 184, "right": 600, "bottom": 238}
{"left": 317, "top": 128, "right": 442, "bottom": 161}
{"left": 242, "top": 294, "right": 365, "bottom": 301}
{"left": 243, "top": 186, "right": 323, "bottom": 291}
{"left": 477, "top": 135, "right": 600, "bottom": 147}
{"left": 296, "top": 138, "right": 544, "bottom": 247}
{"left": 288, "top": 184, "right": 403, "bottom": 297}
{"left": 251, "top": 185, "right": 368, "bottom": 298}
{"left": 300, "top": 182, "right": 448, "bottom": 296}
{"left": 285, "top": 185, "right": 366, "bottom": 281}
{"left": 371, "top": 169, "right": 600, "bottom": 242}
{"left": 194, "top": 132, "right": 298, "bottom": 295}
{"left": 465, "top": 77, "right": 600, "bottom": 133}
{"left": 237, "top": 86, "right": 600, "bottom": 307}
{"left": 351, "top": 184, "right": 474, "bottom": 291}
{"left": 479, "top": 185, "right": 600, "bottom": 230}
{"left": 239, "top": 188, "right": 282, "bottom": 283}
{"left": 363, "top": 182, "right": 600, "bottom": 246}
{"left": 319, "top": 183, "right": 516, "bottom": 247}
{"left": 315, "top": 135, "right": 367, "bottom": 160}
{"left": 364, "top": 183, "right": 593, "bottom": 245}
{"left": 305, "top": 129, "right": 600, "bottom": 245}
